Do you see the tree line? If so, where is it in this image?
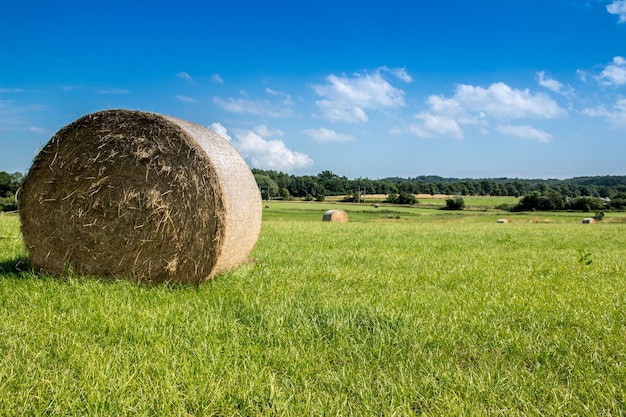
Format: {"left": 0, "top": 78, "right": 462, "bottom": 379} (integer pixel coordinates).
{"left": 2, "top": 169, "right": 625, "bottom": 212}
{"left": 0, "top": 171, "right": 23, "bottom": 211}
{"left": 253, "top": 169, "right": 626, "bottom": 211}
{"left": 254, "top": 169, "right": 626, "bottom": 198}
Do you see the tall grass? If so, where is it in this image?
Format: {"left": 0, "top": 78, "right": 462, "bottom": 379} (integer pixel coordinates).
{"left": 0, "top": 210, "right": 625, "bottom": 415}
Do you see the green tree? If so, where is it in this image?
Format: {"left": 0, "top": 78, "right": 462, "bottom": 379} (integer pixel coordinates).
{"left": 254, "top": 174, "right": 279, "bottom": 200}
{"left": 397, "top": 192, "right": 417, "bottom": 205}
{"left": 567, "top": 197, "right": 605, "bottom": 212}
{"left": 609, "top": 193, "right": 626, "bottom": 210}
{"left": 0, "top": 171, "right": 23, "bottom": 197}
{"left": 445, "top": 197, "right": 465, "bottom": 210}
{"left": 385, "top": 193, "right": 399, "bottom": 204}
{"left": 281, "top": 188, "right": 293, "bottom": 201}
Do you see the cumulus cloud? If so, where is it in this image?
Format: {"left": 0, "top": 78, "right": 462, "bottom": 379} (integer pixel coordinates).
{"left": 596, "top": 56, "right": 626, "bottom": 86}
{"left": 177, "top": 71, "right": 195, "bottom": 83}
{"left": 409, "top": 82, "right": 566, "bottom": 140}
{"left": 176, "top": 95, "right": 197, "bottom": 103}
{"left": 213, "top": 96, "right": 293, "bottom": 118}
{"left": 583, "top": 98, "right": 626, "bottom": 128}
{"left": 413, "top": 113, "right": 463, "bottom": 139}
{"left": 209, "top": 122, "right": 232, "bottom": 142}
{"left": 453, "top": 83, "right": 566, "bottom": 119}
{"left": 607, "top": 0, "right": 626, "bottom": 23}
{"left": 210, "top": 123, "right": 313, "bottom": 170}
{"left": 313, "top": 70, "right": 406, "bottom": 123}
{"left": 496, "top": 124, "right": 553, "bottom": 143}
{"left": 235, "top": 130, "right": 313, "bottom": 170}
{"left": 255, "top": 124, "right": 284, "bottom": 138}
{"left": 302, "top": 127, "right": 356, "bottom": 143}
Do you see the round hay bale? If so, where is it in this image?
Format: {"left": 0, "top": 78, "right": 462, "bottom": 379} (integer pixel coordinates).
{"left": 582, "top": 218, "right": 596, "bottom": 224}
{"left": 497, "top": 218, "right": 509, "bottom": 224}
{"left": 322, "top": 209, "right": 348, "bottom": 223}
{"left": 19, "top": 109, "right": 262, "bottom": 284}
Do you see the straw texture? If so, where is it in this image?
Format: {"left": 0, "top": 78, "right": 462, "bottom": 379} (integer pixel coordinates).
{"left": 322, "top": 209, "right": 349, "bottom": 222}
{"left": 19, "top": 110, "right": 261, "bottom": 284}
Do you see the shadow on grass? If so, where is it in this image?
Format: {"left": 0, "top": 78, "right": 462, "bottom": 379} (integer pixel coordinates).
{"left": 0, "top": 256, "right": 32, "bottom": 275}
{"left": 0, "top": 257, "right": 208, "bottom": 290}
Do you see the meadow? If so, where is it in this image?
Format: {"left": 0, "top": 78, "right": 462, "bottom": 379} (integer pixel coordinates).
{"left": 0, "top": 201, "right": 625, "bottom": 416}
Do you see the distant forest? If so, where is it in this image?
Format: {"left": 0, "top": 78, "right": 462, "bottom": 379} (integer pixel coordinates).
{"left": 252, "top": 169, "right": 626, "bottom": 199}
{"left": 2, "top": 170, "right": 626, "bottom": 212}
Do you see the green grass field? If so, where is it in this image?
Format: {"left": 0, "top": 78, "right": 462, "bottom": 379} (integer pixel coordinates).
{"left": 1, "top": 205, "right": 625, "bottom": 415}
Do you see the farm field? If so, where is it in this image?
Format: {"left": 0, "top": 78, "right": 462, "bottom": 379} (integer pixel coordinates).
{"left": 0, "top": 205, "right": 625, "bottom": 415}
{"left": 323, "top": 193, "right": 521, "bottom": 208}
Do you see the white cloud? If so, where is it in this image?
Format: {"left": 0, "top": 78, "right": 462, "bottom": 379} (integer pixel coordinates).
{"left": 0, "top": 88, "right": 24, "bottom": 93}
{"left": 234, "top": 129, "right": 313, "bottom": 170}
{"left": 583, "top": 98, "right": 626, "bottom": 128}
{"left": 211, "top": 74, "right": 224, "bottom": 84}
{"left": 393, "top": 68, "right": 413, "bottom": 83}
{"left": 453, "top": 82, "right": 566, "bottom": 119}
{"left": 209, "top": 122, "right": 232, "bottom": 142}
{"left": 177, "top": 71, "right": 195, "bottom": 83}
{"left": 607, "top": 0, "right": 626, "bottom": 23}
{"left": 410, "top": 82, "right": 566, "bottom": 139}
{"left": 596, "top": 56, "right": 626, "bottom": 86}
{"left": 537, "top": 71, "right": 574, "bottom": 97}
{"left": 496, "top": 124, "right": 553, "bottom": 143}
{"left": 313, "top": 70, "right": 406, "bottom": 123}
{"left": 176, "top": 95, "right": 197, "bottom": 103}
{"left": 537, "top": 71, "right": 563, "bottom": 93}
{"left": 255, "top": 124, "right": 283, "bottom": 138}
{"left": 302, "top": 127, "right": 356, "bottom": 143}
{"left": 379, "top": 66, "right": 413, "bottom": 83}
{"left": 210, "top": 123, "right": 313, "bottom": 170}
{"left": 264, "top": 88, "right": 294, "bottom": 106}
{"left": 314, "top": 100, "right": 369, "bottom": 123}
{"left": 213, "top": 96, "right": 293, "bottom": 118}
{"left": 413, "top": 113, "right": 463, "bottom": 139}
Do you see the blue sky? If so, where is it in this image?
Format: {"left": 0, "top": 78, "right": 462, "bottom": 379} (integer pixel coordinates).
{"left": 1, "top": 0, "right": 625, "bottom": 179}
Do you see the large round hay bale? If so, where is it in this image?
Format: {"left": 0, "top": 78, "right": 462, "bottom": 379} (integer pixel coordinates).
{"left": 19, "top": 109, "right": 262, "bottom": 284}
{"left": 322, "top": 209, "right": 348, "bottom": 223}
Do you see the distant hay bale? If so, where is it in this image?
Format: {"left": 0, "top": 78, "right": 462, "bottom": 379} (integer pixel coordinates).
{"left": 19, "top": 109, "right": 262, "bottom": 284}
{"left": 582, "top": 218, "right": 596, "bottom": 224}
{"left": 497, "top": 218, "right": 509, "bottom": 224}
{"left": 323, "top": 209, "right": 348, "bottom": 223}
